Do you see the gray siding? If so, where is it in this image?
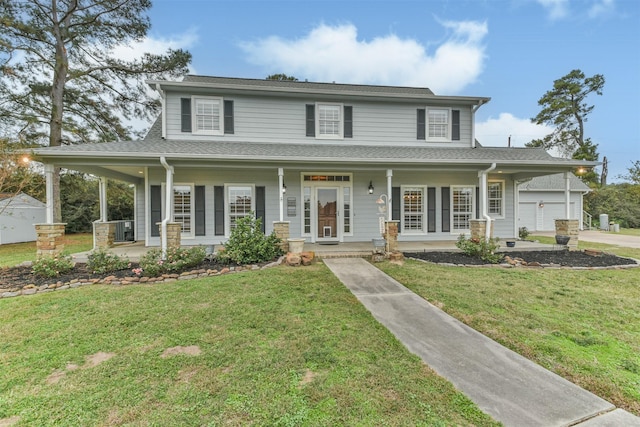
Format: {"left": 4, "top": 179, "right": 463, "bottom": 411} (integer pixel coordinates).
{"left": 165, "top": 92, "right": 474, "bottom": 148}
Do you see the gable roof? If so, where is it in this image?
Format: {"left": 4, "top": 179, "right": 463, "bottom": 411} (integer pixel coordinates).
{"left": 519, "top": 173, "right": 591, "bottom": 192}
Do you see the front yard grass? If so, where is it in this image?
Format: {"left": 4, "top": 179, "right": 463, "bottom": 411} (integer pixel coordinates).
{"left": 378, "top": 246, "right": 640, "bottom": 416}
{"left": 0, "top": 264, "right": 497, "bottom": 426}
{"left": 531, "top": 234, "right": 640, "bottom": 260}
{"left": 0, "top": 233, "right": 93, "bottom": 268}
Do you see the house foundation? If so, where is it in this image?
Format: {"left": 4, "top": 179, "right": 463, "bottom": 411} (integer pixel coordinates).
{"left": 93, "top": 221, "right": 116, "bottom": 249}
{"left": 470, "top": 219, "right": 494, "bottom": 240}
{"left": 35, "top": 223, "right": 66, "bottom": 257}
{"left": 273, "top": 221, "right": 290, "bottom": 252}
{"left": 555, "top": 219, "right": 579, "bottom": 250}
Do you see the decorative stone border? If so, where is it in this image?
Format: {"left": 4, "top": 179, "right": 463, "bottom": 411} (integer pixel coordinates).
{"left": 0, "top": 257, "right": 284, "bottom": 299}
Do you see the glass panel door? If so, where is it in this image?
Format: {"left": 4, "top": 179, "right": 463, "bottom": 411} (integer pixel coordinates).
{"left": 317, "top": 188, "right": 338, "bottom": 241}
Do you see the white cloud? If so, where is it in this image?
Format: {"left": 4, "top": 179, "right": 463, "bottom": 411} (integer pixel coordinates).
{"left": 239, "top": 20, "right": 487, "bottom": 94}
{"left": 537, "top": 0, "right": 570, "bottom": 20}
{"left": 588, "top": 0, "right": 615, "bottom": 19}
{"left": 111, "top": 30, "right": 198, "bottom": 70}
{"left": 475, "top": 113, "right": 554, "bottom": 147}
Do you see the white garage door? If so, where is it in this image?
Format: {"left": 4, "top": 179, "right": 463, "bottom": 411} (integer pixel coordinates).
{"left": 518, "top": 202, "right": 537, "bottom": 231}
{"left": 518, "top": 202, "right": 577, "bottom": 231}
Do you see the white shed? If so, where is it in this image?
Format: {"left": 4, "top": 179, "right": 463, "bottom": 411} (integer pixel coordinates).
{"left": 518, "top": 174, "right": 591, "bottom": 232}
{"left": 0, "top": 192, "right": 46, "bottom": 244}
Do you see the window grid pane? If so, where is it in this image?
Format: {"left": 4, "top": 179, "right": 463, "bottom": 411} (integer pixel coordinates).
{"left": 304, "top": 187, "right": 311, "bottom": 234}
{"left": 452, "top": 187, "right": 473, "bottom": 231}
{"left": 173, "top": 185, "right": 192, "bottom": 234}
{"left": 488, "top": 182, "right": 503, "bottom": 216}
{"left": 229, "top": 186, "right": 252, "bottom": 229}
{"left": 318, "top": 105, "right": 341, "bottom": 136}
{"left": 195, "top": 99, "right": 220, "bottom": 131}
{"left": 428, "top": 109, "right": 449, "bottom": 138}
{"left": 403, "top": 188, "right": 424, "bottom": 231}
{"left": 343, "top": 187, "right": 350, "bottom": 233}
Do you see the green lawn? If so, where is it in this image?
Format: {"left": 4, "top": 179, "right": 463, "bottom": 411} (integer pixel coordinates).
{"left": 378, "top": 242, "right": 640, "bottom": 416}
{"left": 0, "top": 264, "right": 497, "bottom": 426}
{"left": 0, "top": 233, "right": 93, "bottom": 268}
{"left": 531, "top": 234, "right": 640, "bottom": 260}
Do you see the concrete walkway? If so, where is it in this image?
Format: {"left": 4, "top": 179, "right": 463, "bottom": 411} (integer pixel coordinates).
{"left": 323, "top": 258, "right": 640, "bottom": 427}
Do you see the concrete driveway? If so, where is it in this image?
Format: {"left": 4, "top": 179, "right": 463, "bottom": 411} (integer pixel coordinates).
{"left": 578, "top": 230, "right": 640, "bottom": 248}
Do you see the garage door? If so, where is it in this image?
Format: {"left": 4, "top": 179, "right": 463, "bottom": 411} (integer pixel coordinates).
{"left": 518, "top": 202, "right": 537, "bottom": 231}
{"left": 518, "top": 202, "right": 577, "bottom": 231}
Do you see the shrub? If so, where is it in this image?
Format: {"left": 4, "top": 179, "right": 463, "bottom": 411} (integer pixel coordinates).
{"left": 455, "top": 235, "right": 502, "bottom": 264}
{"left": 222, "top": 214, "right": 283, "bottom": 265}
{"left": 519, "top": 226, "right": 530, "bottom": 240}
{"left": 32, "top": 254, "right": 74, "bottom": 278}
{"left": 87, "top": 248, "right": 130, "bottom": 274}
{"left": 139, "top": 246, "right": 206, "bottom": 277}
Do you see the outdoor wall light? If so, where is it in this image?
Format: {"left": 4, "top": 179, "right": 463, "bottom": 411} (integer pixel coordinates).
{"left": 368, "top": 181, "right": 374, "bottom": 194}
{"left": 282, "top": 182, "right": 287, "bottom": 194}
{"left": 538, "top": 201, "right": 545, "bottom": 208}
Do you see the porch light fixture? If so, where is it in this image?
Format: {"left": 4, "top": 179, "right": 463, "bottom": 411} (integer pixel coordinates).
{"left": 368, "top": 181, "right": 374, "bottom": 194}
{"left": 538, "top": 201, "right": 545, "bottom": 208}
{"left": 282, "top": 181, "right": 287, "bottom": 194}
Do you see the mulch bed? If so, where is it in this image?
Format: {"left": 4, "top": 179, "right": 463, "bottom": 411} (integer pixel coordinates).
{"left": 404, "top": 250, "right": 638, "bottom": 268}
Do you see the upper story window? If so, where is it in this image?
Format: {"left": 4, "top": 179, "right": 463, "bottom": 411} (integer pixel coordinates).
{"left": 306, "top": 104, "right": 353, "bottom": 139}
{"left": 193, "top": 96, "right": 222, "bottom": 135}
{"left": 181, "top": 96, "right": 234, "bottom": 135}
{"left": 417, "top": 108, "right": 460, "bottom": 141}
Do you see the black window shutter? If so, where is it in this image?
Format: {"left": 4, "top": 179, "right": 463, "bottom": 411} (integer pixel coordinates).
{"left": 195, "top": 186, "right": 206, "bottom": 236}
{"left": 181, "top": 98, "right": 191, "bottom": 132}
{"left": 452, "top": 110, "right": 460, "bottom": 141}
{"left": 427, "top": 187, "right": 436, "bottom": 233}
{"left": 441, "top": 187, "right": 450, "bottom": 232}
{"left": 392, "top": 187, "right": 401, "bottom": 234}
{"left": 476, "top": 187, "right": 480, "bottom": 219}
{"left": 214, "top": 186, "right": 225, "bottom": 236}
{"left": 256, "top": 186, "right": 266, "bottom": 233}
{"left": 224, "top": 100, "right": 234, "bottom": 134}
{"left": 417, "top": 109, "right": 426, "bottom": 140}
{"left": 306, "top": 104, "right": 315, "bottom": 137}
{"left": 150, "top": 185, "right": 162, "bottom": 237}
{"left": 344, "top": 106, "right": 353, "bottom": 138}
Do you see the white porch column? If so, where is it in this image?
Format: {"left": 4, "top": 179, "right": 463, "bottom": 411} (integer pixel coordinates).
{"left": 99, "top": 177, "right": 108, "bottom": 222}
{"left": 278, "top": 167, "right": 284, "bottom": 222}
{"left": 564, "top": 172, "right": 571, "bottom": 219}
{"left": 44, "top": 163, "right": 55, "bottom": 224}
{"left": 386, "top": 169, "right": 393, "bottom": 221}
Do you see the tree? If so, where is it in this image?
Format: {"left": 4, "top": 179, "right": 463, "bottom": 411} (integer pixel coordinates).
{"left": 266, "top": 74, "right": 299, "bottom": 81}
{"left": 527, "top": 69, "right": 605, "bottom": 184}
{"left": 0, "top": 138, "right": 44, "bottom": 214}
{"left": 0, "top": 0, "right": 191, "bottom": 222}
{"left": 618, "top": 160, "right": 640, "bottom": 184}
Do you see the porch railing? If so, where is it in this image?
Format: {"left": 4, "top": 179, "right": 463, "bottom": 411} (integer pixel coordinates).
{"left": 582, "top": 210, "right": 593, "bottom": 230}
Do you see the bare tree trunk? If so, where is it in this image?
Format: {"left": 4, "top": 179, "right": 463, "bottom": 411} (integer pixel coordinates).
{"left": 600, "top": 156, "right": 608, "bottom": 187}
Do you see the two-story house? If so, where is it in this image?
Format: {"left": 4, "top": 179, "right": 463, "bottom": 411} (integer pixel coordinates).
{"left": 33, "top": 75, "right": 594, "bottom": 249}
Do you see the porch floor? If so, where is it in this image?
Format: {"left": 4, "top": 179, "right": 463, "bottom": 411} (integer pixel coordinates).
{"left": 71, "top": 239, "right": 557, "bottom": 263}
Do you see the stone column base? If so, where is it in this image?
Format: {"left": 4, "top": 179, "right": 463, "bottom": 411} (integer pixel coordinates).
{"left": 273, "top": 221, "right": 290, "bottom": 252}
{"left": 470, "top": 219, "right": 494, "bottom": 240}
{"left": 35, "top": 223, "right": 67, "bottom": 258}
{"left": 555, "top": 219, "right": 579, "bottom": 250}
{"left": 383, "top": 220, "right": 400, "bottom": 253}
{"left": 93, "top": 221, "right": 116, "bottom": 249}
{"left": 158, "top": 222, "right": 182, "bottom": 249}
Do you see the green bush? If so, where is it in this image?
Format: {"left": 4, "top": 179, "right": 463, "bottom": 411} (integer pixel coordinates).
{"left": 87, "top": 248, "right": 130, "bottom": 274}
{"left": 455, "top": 235, "right": 502, "bottom": 264}
{"left": 32, "top": 254, "right": 74, "bottom": 278}
{"left": 221, "top": 214, "right": 283, "bottom": 265}
{"left": 519, "top": 226, "right": 530, "bottom": 240}
{"left": 139, "top": 246, "right": 206, "bottom": 277}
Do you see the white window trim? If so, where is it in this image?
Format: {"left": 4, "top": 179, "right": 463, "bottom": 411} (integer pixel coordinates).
{"left": 451, "top": 185, "right": 475, "bottom": 234}
{"left": 192, "top": 96, "right": 223, "bottom": 135}
{"left": 315, "top": 102, "right": 344, "bottom": 140}
{"left": 401, "top": 185, "right": 426, "bottom": 234}
{"left": 161, "top": 182, "right": 195, "bottom": 239}
{"left": 488, "top": 180, "right": 506, "bottom": 219}
{"left": 225, "top": 184, "right": 255, "bottom": 237}
{"left": 426, "top": 107, "right": 451, "bottom": 142}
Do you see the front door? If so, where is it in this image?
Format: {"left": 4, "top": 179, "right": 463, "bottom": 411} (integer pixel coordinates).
{"left": 317, "top": 188, "right": 339, "bottom": 242}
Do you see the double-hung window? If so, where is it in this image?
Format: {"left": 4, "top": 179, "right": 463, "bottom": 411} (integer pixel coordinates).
{"left": 452, "top": 186, "right": 474, "bottom": 232}
{"left": 173, "top": 184, "right": 194, "bottom": 237}
{"left": 488, "top": 181, "right": 505, "bottom": 218}
{"left": 317, "top": 103, "right": 343, "bottom": 139}
{"left": 193, "top": 96, "right": 223, "bottom": 135}
{"left": 228, "top": 185, "right": 254, "bottom": 231}
{"left": 402, "top": 187, "right": 425, "bottom": 232}
{"left": 428, "top": 109, "right": 449, "bottom": 140}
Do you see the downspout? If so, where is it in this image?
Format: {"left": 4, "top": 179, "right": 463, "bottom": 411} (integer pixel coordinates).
{"left": 278, "top": 168, "right": 284, "bottom": 221}
{"left": 160, "top": 156, "right": 174, "bottom": 258}
{"left": 471, "top": 100, "right": 486, "bottom": 149}
{"left": 479, "top": 163, "right": 497, "bottom": 240}
{"left": 386, "top": 169, "right": 393, "bottom": 221}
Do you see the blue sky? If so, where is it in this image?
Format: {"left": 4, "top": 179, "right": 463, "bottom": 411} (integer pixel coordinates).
{"left": 135, "top": 0, "right": 639, "bottom": 182}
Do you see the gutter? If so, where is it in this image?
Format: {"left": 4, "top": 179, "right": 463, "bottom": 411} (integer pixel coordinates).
{"left": 159, "top": 156, "right": 174, "bottom": 258}
{"left": 479, "top": 163, "right": 497, "bottom": 240}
